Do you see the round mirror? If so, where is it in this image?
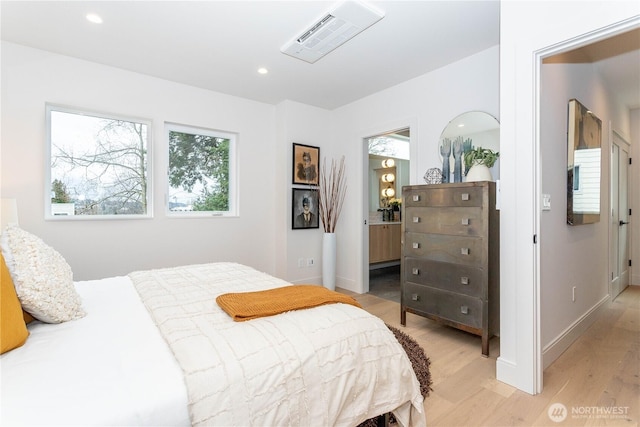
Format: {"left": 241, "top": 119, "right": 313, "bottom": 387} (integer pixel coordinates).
{"left": 438, "top": 111, "right": 500, "bottom": 183}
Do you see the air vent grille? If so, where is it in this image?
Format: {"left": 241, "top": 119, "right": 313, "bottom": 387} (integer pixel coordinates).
{"left": 281, "top": 0, "right": 384, "bottom": 64}
{"left": 298, "top": 14, "right": 335, "bottom": 43}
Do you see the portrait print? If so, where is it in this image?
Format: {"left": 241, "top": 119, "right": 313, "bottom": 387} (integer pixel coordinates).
{"left": 292, "top": 143, "right": 320, "bottom": 185}
{"left": 292, "top": 188, "right": 319, "bottom": 229}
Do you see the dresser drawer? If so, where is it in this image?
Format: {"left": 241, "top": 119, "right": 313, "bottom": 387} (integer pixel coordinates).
{"left": 403, "top": 283, "right": 483, "bottom": 329}
{"left": 404, "top": 232, "right": 486, "bottom": 266}
{"left": 404, "top": 257, "right": 486, "bottom": 298}
{"left": 404, "top": 186, "right": 485, "bottom": 208}
{"left": 405, "top": 206, "right": 485, "bottom": 236}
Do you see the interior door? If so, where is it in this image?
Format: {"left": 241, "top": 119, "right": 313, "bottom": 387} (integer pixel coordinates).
{"left": 611, "top": 132, "right": 630, "bottom": 299}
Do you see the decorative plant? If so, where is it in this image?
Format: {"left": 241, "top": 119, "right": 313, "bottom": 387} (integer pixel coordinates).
{"left": 389, "top": 198, "right": 401, "bottom": 210}
{"left": 318, "top": 156, "right": 347, "bottom": 233}
{"left": 463, "top": 146, "right": 499, "bottom": 175}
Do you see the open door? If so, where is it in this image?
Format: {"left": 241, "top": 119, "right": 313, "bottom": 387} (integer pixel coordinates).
{"left": 611, "top": 131, "right": 630, "bottom": 299}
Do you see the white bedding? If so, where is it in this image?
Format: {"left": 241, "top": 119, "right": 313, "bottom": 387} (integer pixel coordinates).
{"left": 0, "top": 276, "right": 190, "bottom": 426}
{"left": 1, "top": 263, "right": 426, "bottom": 427}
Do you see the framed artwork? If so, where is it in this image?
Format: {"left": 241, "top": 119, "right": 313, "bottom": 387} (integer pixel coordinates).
{"left": 292, "top": 143, "right": 320, "bottom": 185}
{"left": 292, "top": 188, "right": 319, "bottom": 229}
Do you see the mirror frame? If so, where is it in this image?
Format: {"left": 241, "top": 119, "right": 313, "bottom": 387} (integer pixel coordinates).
{"left": 567, "top": 98, "right": 602, "bottom": 225}
{"left": 438, "top": 111, "right": 500, "bottom": 183}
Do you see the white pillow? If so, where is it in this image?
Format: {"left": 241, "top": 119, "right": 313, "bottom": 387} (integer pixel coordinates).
{"left": 0, "top": 225, "right": 85, "bottom": 323}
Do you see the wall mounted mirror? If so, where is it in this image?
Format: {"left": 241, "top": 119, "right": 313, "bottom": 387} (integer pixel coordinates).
{"left": 567, "top": 98, "right": 601, "bottom": 225}
{"left": 438, "top": 111, "right": 500, "bottom": 183}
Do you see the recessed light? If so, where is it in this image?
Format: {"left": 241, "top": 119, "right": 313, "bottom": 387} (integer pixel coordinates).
{"left": 257, "top": 67, "right": 268, "bottom": 75}
{"left": 86, "top": 13, "right": 103, "bottom": 24}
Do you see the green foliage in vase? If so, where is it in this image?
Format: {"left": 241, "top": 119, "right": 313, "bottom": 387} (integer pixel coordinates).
{"left": 463, "top": 147, "right": 499, "bottom": 175}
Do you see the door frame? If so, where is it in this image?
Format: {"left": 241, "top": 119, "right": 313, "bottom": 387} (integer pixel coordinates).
{"left": 360, "top": 120, "right": 416, "bottom": 294}
{"left": 532, "top": 17, "right": 639, "bottom": 394}
{"left": 610, "top": 129, "right": 631, "bottom": 299}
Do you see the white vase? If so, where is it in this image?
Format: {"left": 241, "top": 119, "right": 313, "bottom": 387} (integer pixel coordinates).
{"left": 465, "top": 163, "right": 493, "bottom": 182}
{"left": 322, "top": 232, "right": 336, "bottom": 290}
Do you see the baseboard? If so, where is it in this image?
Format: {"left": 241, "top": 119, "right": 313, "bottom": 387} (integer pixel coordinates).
{"left": 542, "top": 294, "right": 610, "bottom": 369}
{"left": 496, "top": 357, "right": 536, "bottom": 395}
{"left": 336, "top": 275, "right": 359, "bottom": 293}
{"left": 290, "top": 275, "right": 322, "bottom": 285}
{"left": 369, "top": 261, "right": 400, "bottom": 270}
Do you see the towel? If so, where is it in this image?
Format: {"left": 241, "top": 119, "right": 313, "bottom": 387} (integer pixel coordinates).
{"left": 216, "top": 284, "right": 362, "bottom": 321}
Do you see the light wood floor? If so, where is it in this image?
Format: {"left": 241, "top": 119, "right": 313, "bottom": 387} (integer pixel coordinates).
{"left": 341, "top": 285, "right": 639, "bottom": 426}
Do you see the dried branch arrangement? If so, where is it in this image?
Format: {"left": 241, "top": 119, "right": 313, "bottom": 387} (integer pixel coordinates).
{"left": 318, "top": 156, "right": 347, "bottom": 233}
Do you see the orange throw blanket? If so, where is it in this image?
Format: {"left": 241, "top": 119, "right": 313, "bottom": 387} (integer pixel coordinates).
{"left": 216, "top": 284, "right": 362, "bottom": 322}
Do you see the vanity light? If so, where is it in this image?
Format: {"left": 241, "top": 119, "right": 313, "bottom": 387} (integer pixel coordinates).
{"left": 381, "top": 173, "right": 395, "bottom": 183}
{"left": 381, "top": 187, "right": 395, "bottom": 198}
{"left": 381, "top": 158, "right": 395, "bottom": 168}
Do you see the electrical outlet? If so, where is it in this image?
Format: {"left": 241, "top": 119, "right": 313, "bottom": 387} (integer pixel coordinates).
{"left": 298, "top": 258, "right": 304, "bottom": 268}
{"left": 307, "top": 258, "right": 314, "bottom": 267}
{"left": 572, "top": 286, "right": 576, "bottom": 302}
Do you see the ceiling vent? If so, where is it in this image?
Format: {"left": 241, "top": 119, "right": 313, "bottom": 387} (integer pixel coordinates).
{"left": 281, "top": 1, "right": 384, "bottom": 64}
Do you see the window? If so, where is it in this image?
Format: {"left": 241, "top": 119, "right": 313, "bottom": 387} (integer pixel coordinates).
{"left": 46, "top": 105, "right": 151, "bottom": 219}
{"left": 166, "top": 123, "right": 237, "bottom": 216}
{"left": 573, "top": 165, "right": 581, "bottom": 191}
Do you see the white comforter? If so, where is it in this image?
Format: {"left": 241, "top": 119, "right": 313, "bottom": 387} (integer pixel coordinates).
{"left": 0, "top": 276, "right": 190, "bottom": 426}
{"left": 129, "top": 262, "right": 425, "bottom": 427}
{"left": 1, "top": 262, "right": 425, "bottom": 427}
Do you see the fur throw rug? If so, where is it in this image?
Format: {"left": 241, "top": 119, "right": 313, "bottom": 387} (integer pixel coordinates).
{"left": 358, "top": 324, "right": 432, "bottom": 427}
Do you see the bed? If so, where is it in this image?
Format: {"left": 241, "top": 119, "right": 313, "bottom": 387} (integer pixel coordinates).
{"left": 1, "top": 225, "right": 426, "bottom": 427}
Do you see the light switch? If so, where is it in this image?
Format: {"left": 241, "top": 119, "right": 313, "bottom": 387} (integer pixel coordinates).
{"left": 542, "top": 193, "right": 551, "bottom": 211}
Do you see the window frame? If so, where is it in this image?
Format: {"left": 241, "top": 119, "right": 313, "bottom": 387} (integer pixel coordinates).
{"left": 45, "top": 104, "right": 153, "bottom": 221}
{"left": 165, "top": 122, "right": 238, "bottom": 218}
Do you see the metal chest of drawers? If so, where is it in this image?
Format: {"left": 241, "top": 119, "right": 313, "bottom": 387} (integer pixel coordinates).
{"left": 400, "top": 181, "right": 499, "bottom": 356}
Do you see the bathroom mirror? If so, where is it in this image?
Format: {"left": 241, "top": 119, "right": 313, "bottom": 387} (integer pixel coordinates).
{"left": 438, "top": 111, "right": 500, "bottom": 183}
{"left": 567, "top": 99, "right": 601, "bottom": 225}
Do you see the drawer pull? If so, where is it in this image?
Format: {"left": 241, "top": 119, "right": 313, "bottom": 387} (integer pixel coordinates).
{"left": 461, "top": 193, "right": 470, "bottom": 201}
{"left": 412, "top": 242, "right": 420, "bottom": 249}
{"left": 460, "top": 276, "right": 469, "bottom": 285}
{"left": 411, "top": 293, "right": 420, "bottom": 301}
{"left": 461, "top": 247, "right": 470, "bottom": 255}
{"left": 412, "top": 195, "right": 421, "bottom": 202}
{"left": 460, "top": 305, "right": 469, "bottom": 315}
{"left": 461, "top": 217, "right": 470, "bottom": 225}
{"left": 412, "top": 216, "right": 420, "bottom": 223}
{"left": 412, "top": 267, "right": 420, "bottom": 275}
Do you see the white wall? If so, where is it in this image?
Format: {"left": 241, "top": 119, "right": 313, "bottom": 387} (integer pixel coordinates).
{"left": 331, "top": 46, "right": 500, "bottom": 293}
{"left": 500, "top": 0, "right": 639, "bottom": 394}
{"left": 631, "top": 109, "right": 640, "bottom": 285}
{"left": 1, "top": 42, "right": 278, "bottom": 280}
{"left": 539, "top": 61, "right": 631, "bottom": 368}
{"left": 269, "top": 46, "right": 500, "bottom": 293}
{"left": 275, "top": 100, "right": 332, "bottom": 283}
{"left": 0, "top": 41, "right": 499, "bottom": 289}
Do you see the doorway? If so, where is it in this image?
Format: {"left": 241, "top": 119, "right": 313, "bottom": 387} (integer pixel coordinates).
{"left": 536, "top": 22, "right": 639, "bottom": 393}
{"left": 611, "top": 130, "right": 631, "bottom": 299}
{"left": 363, "top": 128, "right": 410, "bottom": 297}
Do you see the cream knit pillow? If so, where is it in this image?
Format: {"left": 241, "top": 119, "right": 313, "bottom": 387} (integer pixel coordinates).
{"left": 0, "top": 225, "right": 85, "bottom": 323}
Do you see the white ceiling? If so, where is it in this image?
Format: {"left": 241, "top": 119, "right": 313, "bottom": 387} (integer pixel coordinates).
{"left": 0, "top": 1, "right": 500, "bottom": 110}
{"left": 545, "top": 27, "right": 640, "bottom": 110}
{"left": 1, "top": 1, "right": 638, "bottom": 111}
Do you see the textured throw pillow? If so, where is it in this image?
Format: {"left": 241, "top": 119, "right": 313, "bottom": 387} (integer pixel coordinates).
{"left": 0, "top": 226, "right": 85, "bottom": 323}
{"left": 1, "top": 253, "right": 29, "bottom": 354}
